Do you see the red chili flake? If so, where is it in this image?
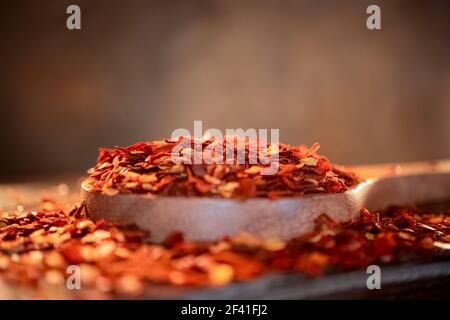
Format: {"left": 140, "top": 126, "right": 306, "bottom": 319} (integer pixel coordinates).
{"left": 85, "top": 137, "right": 360, "bottom": 199}
{"left": 0, "top": 198, "right": 450, "bottom": 298}
{"left": 60, "top": 243, "right": 85, "bottom": 264}
{"left": 163, "top": 232, "right": 184, "bottom": 248}
{"left": 295, "top": 252, "right": 330, "bottom": 277}
{"left": 393, "top": 212, "right": 417, "bottom": 228}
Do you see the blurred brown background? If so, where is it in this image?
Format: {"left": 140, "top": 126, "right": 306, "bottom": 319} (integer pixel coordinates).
{"left": 1, "top": 0, "right": 449, "bottom": 181}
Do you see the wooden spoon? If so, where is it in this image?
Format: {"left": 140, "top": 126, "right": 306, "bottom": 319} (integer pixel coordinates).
{"left": 82, "top": 160, "right": 450, "bottom": 242}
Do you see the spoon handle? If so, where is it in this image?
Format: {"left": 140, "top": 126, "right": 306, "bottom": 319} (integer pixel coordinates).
{"left": 352, "top": 159, "right": 450, "bottom": 179}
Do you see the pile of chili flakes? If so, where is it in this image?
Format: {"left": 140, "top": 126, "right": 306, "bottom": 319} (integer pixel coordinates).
{"left": 0, "top": 200, "right": 449, "bottom": 298}
{"left": 85, "top": 137, "right": 360, "bottom": 199}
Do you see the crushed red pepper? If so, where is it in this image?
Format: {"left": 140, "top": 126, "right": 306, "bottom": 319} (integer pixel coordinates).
{"left": 0, "top": 200, "right": 449, "bottom": 297}
{"left": 85, "top": 137, "right": 360, "bottom": 199}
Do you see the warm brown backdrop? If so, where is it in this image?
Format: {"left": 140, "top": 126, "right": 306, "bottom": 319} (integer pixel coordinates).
{"left": 1, "top": 0, "right": 449, "bottom": 180}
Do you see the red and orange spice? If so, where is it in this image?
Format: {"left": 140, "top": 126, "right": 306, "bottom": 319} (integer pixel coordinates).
{"left": 85, "top": 137, "right": 360, "bottom": 199}
{"left": 0, "top": 201, "right": 449, "bottom": 297}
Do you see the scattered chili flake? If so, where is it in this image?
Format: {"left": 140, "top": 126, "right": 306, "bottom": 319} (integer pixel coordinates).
{"left": 0, "top": 199, "right": 450, "bottom": 298}
{"left": 85, "top": 137, "right": 360, "bottom": 199}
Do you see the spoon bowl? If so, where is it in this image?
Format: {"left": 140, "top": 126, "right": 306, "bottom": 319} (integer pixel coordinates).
{"left": 82, "top": 162, "right": 450, "bottom": 242}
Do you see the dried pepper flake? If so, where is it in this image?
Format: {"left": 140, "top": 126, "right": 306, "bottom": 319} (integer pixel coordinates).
{"left": 0, "top": 200, "right": 449, "bottom": 298}
{"left": 85, "top": 137, "right": 360, "bottom": 199}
